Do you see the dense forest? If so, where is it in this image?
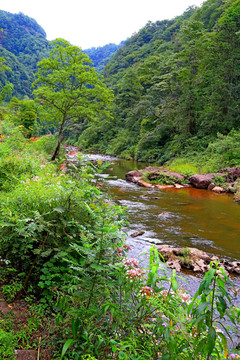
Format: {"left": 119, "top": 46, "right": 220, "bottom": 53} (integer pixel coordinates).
{"left": 78, "top": 0, "right": 240, "bottom": 167}
{"left": 0, "top": 10, "right": 49, "bottom": 97}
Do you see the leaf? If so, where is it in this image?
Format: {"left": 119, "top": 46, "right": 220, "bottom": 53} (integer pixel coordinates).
{"left": 171, "top": 277, "right": 178, "bottom": 292}
{"left": 0, "top": 222, "right": 13, "bottom": 227}
{"left": 163, "top": 327, "right": 170, "bottom": 343}
{"left": 53, "top": 206, "right": 66, "bottom": 213}
{"left": 61, "top": 339, "right": 74, "bottom": 358}
{"left": 71, "top": 318, "right": 80, "bottom": 339}
{"left": 207, "top": 326, "right": 216, "bottom": 355}
{"left": 196, "top": 301, "right": 209, "bottom": 316}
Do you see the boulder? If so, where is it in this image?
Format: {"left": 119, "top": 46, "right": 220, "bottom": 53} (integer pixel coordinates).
{"left": 157, "top": 245, "right": 240, "bottom": 275}
{"left": 147, "top": 170, "right": 184, "bottom": 182}
{"left": 174, "top": 184, "right": 184, "bottom": 189}
{"left": 208, "top": 183, "right": 216, "bottom": 191}
{"left": 189, "top": 174, "right": 215, "bottom": 189}
{"left": 230, "top": 262, "right": 240, "bottom": 274}
{"left": 125, "top": 170, "right": 142, "bottom": 183}
{"left": 219, "top": 167, "right": 240, "bottom": 181}
{"left": 137, "top": 179, "right": 153, "bottom": 188}
{"left": 130, "top": 230, "right": 145, "bottom": 238}
{"left": 153, "top": 184, "right": 174, "bottom": 189}
{"left": 212, "top": 186, "right": 225, "bottom": 193}
{"left": 157, "top": 245, "right": 212, "bottom": 273}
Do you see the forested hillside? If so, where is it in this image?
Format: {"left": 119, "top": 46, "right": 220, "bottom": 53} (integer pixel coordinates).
{"left": 84, "top": 42, "right": 124, "bottom": 72}
{"left": 78, "top": 0, "right": 240, "bottom": 164}
{"left": 0, "top": 10, "right": 49, "bottom": 97}
{"left": 0, "top": 10, "right": 122, "bottom": 97}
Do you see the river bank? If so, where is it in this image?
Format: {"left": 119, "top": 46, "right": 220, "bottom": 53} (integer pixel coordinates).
{"left": 66, "top": 146, "right": 240, "bottom": 348}
{"left": 125, "top": 166, "right": 240, "bottom": 202}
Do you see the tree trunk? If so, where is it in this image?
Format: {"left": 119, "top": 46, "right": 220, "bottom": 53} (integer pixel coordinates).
{"left": 51, "top": 115, "right": 66, "bottom": 161}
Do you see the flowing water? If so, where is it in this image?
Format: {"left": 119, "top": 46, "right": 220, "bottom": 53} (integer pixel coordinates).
{"left": 84, "top": 154, "right": 240, "bottom": 344}
{"left": 89, "top": 155, "right": 239, "bottom": 265}
{"left": 90, "top": 156, "right": 240, "bottom": 261}
{"left": 82, "top": 154, "right": 240, "bottom": 340}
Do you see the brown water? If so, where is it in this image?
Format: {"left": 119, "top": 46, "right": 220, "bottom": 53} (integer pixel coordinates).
{"left": 98, "top": 157, "right": 240, "bottom": 261}
{"left": 87, "top": 155, "right": 240, "bottom": 340}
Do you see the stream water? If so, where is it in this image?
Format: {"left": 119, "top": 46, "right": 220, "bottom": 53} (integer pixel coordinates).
{"left": 84, "top": 153, "right": 240, "bottom": 344}
{"left": 90, "top": 156, "right": 240, "bottom": 260}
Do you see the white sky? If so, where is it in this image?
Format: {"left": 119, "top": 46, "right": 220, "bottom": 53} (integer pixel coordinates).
{"left": 1, "top": 0, "right": 204, "bottom": 49}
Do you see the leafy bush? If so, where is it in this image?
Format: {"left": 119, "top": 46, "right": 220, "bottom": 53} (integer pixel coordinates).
{"left": 0, "top": 152, "right": 42, "bottom": 190}
{"left": 0, "top": 328, "right": 17, "bottom": 359}
{"left": 142, "top": 170, "right": 185, "bottom": 185}
{"left": 206, "top": 130, "right": 240, "bottom": 168}
{"left": 27, "top": 134, "right": 58, "bottom": 156}
{"left": 56, "top": 247, "right": 240, "bottom": 359}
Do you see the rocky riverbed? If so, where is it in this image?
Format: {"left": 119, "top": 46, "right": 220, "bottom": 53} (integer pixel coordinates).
{"left": 126, "top": 166, "right": 240, "bottom": 201}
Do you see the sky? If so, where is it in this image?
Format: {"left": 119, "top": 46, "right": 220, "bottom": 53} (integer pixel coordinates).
{"left": 1, "top": 0, "right": 204, "bottom": 49}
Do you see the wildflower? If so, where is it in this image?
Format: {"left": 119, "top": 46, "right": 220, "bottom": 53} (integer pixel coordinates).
{"left": 123, "top": 244, "right": 131, "bottom": 250}
{"left": 116, "top": 248, "right": 123, "bottom": 257}
{"left": 160, "top": 289, "right": 175, "bottom": 297}
{"left": 31, "top": 176, "right": 40, "bottom": 181}
{"left": 180, "top": 292, "right": 191, "bottom": 304}
{"left": 162, "top": 322, "right": 168, "bottom": 327}
{"left": 140, "top": 286, "right": 155, "bottom": 297}
{"left": 123, "top": 257, "right": 139, "bottom": 268}
{"left": 126, "top": 268, "right": 145, "bottom": 279}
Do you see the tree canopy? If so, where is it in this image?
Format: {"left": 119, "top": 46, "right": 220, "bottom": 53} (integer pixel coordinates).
{"left": 33, "top": 39, "right": 114, "bottom": 160}
{"left": 78, "top": 0, "right": 240, "bottom": 163}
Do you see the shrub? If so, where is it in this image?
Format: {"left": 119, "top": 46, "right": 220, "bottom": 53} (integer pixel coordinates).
{"left": 0, "top": 328, "right": 17, "bottom": 359}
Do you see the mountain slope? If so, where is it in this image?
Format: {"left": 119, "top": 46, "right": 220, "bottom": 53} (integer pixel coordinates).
{"left": 0, "top": 10, "right": 49, "bottom": 97}
{"left": 78, "top": 0, "right": 240, "bottom": 164}
{"left": 84, "top": 42, "right": 124, "bottom": 73}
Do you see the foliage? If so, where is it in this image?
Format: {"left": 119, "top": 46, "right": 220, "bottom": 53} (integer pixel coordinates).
{"left": 0, "top": 56, "right": 13, "bottom": 101}
{"left": 84, "top": 42, "right": 124, "bottom": 73}
{"left": 167, "top": 130, "right": 240, "bottom": 174}
{"left": 142, "top": 170, "right": 186, "bottom": 185}
{"left": 0, "top": 328, "right": 17, "bottom": 359}
{"left": 8, "top": 97, "right": 38, "bottom": 137}
{"left": 78, "top": 0, "right": 240, "bottom": 165}
{"left": 55, "top": 245, "right": 240, "bottom": 359}
{"left": 33, "top": 39, "right": 114, "bottom": 160}
{"left": 0, "top": 116, "right": 239, "bottom": 359}
{"left": 0, "top": 10, "right": 49, "bottom": 97}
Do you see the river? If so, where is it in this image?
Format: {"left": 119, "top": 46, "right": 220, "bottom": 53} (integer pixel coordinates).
{"left": 88, "top": 156, "right": 240, "bottom": 260}
{"left": 83, "top": 153, "right": 240, "bottom": 344}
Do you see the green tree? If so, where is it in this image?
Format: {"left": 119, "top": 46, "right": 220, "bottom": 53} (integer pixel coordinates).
{"left": 8, "top": 97, "right": 37, "bottom": 137}
{"left": 0, "top": 57, "right": 13, "bottom": 101}
{"left": 33, "top": 39, "right": 113, "bottom": 160}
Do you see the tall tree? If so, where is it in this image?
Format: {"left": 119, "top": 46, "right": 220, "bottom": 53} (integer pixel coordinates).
{"left": 33, "top": 39, "right": 113, "bottom": 160}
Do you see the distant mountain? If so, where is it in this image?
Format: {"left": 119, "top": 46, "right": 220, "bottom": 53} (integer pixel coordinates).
{"left": 84, "top": 42, "right": 124, "bottom": 73}
{"left": 0, "top": 9, "right": 124, "bottom": 98}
